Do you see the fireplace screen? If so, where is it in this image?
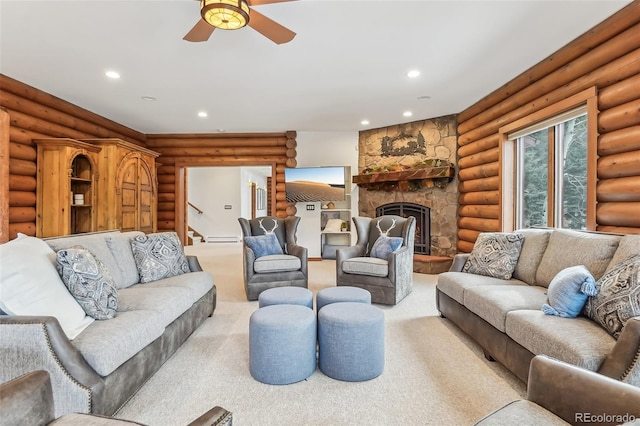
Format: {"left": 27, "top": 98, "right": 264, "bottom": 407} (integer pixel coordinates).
{"left": 376, "top": 203, "right": 430, "bottom": 254}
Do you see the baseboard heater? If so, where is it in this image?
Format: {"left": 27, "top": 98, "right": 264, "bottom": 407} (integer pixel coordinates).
{"left": 206, "top": 236, "right": 239, "bottom": 243}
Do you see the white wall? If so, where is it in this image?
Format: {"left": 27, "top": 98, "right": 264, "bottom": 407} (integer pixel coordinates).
{"left": 295, "top": 131, "right": 359, "bottom": 257}
{"left": 188, "top": 167, "right": 243, "bottom": 240}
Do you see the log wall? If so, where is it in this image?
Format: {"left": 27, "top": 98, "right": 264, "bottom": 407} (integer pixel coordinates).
{"left": 145, "top": 132, "right": 296, "bottom": 234}
{"left": 0, "top": 74, "right": 146, "bottom": 242}
{"left": 456, "top": 1, "right": 640, "bottom": 252}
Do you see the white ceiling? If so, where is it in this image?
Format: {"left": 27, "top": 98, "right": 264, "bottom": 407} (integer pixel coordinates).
{"left": 0, "top": 0, "right": 631, "bottom": 134}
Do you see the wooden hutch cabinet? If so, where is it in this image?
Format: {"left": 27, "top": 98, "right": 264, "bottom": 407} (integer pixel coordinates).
{"left": 81, "top": 139, "right": 160, "bottom": 234}
{"left": 34, "top": 138, "right": 101, "bottom": 237}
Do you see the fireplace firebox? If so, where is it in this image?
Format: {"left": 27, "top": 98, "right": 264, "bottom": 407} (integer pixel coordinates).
{"left": 375, "top": 203, "right": 430, "bottom": 255}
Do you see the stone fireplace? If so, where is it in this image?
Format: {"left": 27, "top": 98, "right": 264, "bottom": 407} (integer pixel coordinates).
{"left": 357, "top": 115, "right": 458, "bottom": 259}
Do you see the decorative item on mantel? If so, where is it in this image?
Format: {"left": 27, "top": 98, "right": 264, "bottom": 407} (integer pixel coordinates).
{"left": 352, "top": 159, "right": 455, "bottom": 192}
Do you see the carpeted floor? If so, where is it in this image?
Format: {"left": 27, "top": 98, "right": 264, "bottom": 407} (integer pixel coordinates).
{"left": 115, "top": 243, "right": 526, "bottom": 426}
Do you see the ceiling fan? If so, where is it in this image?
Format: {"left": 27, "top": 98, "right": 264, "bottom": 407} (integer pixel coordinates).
{"left": 184, "top": 0, "right": 297, "bottom": 45}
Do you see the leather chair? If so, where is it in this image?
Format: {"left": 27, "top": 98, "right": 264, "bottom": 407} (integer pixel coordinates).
{"left": 0, "top": 370, "right": 232, "bottom": 426}
{"left": 238, "top": 216, "right": 308, "bottom": 301}
{"left": 336, "top": 215, "right": 416, "bottom": 305}
{"left": 474, "top": 355, "right": 640, "bottom": 425}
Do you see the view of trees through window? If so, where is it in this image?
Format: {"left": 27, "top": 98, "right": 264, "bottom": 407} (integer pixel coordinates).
{"left": 518, "top": 114, "right": 587, "bottom": 230}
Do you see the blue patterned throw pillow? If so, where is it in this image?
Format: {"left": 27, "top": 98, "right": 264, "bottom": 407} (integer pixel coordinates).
{"left": 57, "top": 246, "right": 118, "bottom": 320}
{"left": 584, "top": 255, "right": 640, "bottom": 339}
{"left": 462, "top": 232, "right": 524, "bottom": 280}
{"left": 244, "top": 233, "right": 283, "bottom": 259}
{"left": 370, "top": 236, "right": 403, "bottom": 260}
{"left": 542, "top": 265, "right": 597, "bottom": 318}
{"left": 130, "top": 232, "right": 190, "bottom": 283}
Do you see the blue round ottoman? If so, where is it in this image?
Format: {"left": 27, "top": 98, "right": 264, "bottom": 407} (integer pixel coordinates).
{"left": 318, "top": 302, "right": 384, "bottom": 382}
{"left": 258, "top": 286, "right": 313, "bottom": 309}
{"left": 316, "top": 286, "right": 371, "bottom": 311}
{"left": 249, "top": 304, "right": 317, "bottom": 385}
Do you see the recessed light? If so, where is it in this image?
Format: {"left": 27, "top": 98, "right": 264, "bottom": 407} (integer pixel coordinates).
{"left": 198, "top": 111, "right": 208, "bottom": 118}
{"left": 403, "top": 111, "right": 413, "bottom": 117}
{"left": 105, "top": 70, "right": 120, "bottom": 79}
{"left": 141, "top": 96, "right": 156, "bottom": 101}
{"left": 417, "top": 95, "right": 431, "bottom": 101}
{"left": 407, "top": 70, "right": 420, "bottom": 78}
{"left": 361, "top": 120, "right": 370, "bottom": 125}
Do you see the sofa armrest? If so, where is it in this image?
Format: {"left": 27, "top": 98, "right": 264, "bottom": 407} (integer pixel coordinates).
{"left": 0, "top": 370, "right": 55, "bottom": 426}
{"left": 527, "top": 355, "right": 640, "bottom": 424}
{"left": 186, "top": 406, "right": 233, "bottom": 426}
{"left": 187, "top": 255, "right": 203, "bottom": 272}
{"left": 388, "top": 246, "right": 413, "bottom": 282}
{"left": 449, "top": 253, "right": 470, "bottom": 272}
{"left": 598, "top": 316, "right": 640, "bottom": 387}
{"left": 0, "top": 316, "right": 104, "bottom": 417}
{"left": 242, "top": 245, "right": 256, "bottom": 281}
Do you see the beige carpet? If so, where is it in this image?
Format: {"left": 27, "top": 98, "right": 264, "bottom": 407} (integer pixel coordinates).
{"left": 115, "top": 243, "right": 526, "bottom": 425}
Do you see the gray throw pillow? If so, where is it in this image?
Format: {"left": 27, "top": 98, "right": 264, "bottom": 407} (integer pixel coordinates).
{"left": 584, "top": 255, "right": 640, "bottom": 339}
{"left": 462, "top": 232, "right": 524, "bottom": 280}
{"left": 57, "top": 246, "right": 118, "bottom": 320}
{"left": 130, "top": 232, "right": 190, "bottom": 283}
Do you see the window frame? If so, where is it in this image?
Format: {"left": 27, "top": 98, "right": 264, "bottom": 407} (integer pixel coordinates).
{"left": 498, "top": 87, "right": 598, "bottom": 231}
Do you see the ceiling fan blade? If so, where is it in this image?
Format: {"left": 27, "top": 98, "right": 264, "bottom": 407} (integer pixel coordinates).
{"left": 249, "top": 0, "right": 297, "bottom": 5}
{"left": 248, "top": 9, "right": 296, "bottom": 45}
{"left": 183, "top": 19, "right": 215, "bottom": 42}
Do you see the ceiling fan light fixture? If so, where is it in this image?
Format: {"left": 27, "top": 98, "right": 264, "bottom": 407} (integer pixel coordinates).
{"left": 201, "top": 0, "right": 250, "bottom": 30}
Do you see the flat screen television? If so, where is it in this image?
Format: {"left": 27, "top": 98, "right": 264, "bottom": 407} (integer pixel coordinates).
{"left": 285, "top": 166, "right": 346, "bottom": 202}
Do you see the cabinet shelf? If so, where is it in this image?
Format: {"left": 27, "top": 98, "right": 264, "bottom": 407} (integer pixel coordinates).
{"left": 71, "top": 177, "right": 92, "bottom": 183}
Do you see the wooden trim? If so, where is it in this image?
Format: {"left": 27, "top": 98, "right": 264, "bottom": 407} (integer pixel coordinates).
{"left": 587, "top": 94, "right": 599, "bottom": 230}
{"left": 0, "top": 108, "right": 9, "bottom": 243}
{"left": 548, "top": 126, "right": 555, "bottom": 227}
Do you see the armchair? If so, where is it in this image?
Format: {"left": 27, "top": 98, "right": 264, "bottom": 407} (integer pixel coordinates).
{"left": 336, "top": 215, "right": 416, "bottom": 305}
{"left": 474, "top": 355, "right": 640, "bottom": 425}
{"left": 238, "top": 216, "right": 308, "bottom": 301}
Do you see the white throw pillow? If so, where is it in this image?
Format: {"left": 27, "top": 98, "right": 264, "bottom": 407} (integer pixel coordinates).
{"left": 324, "top": 219, "right": 345, "bottom": 232}
{"left": 0, "top": 233, "right": 94, "bottom": 339}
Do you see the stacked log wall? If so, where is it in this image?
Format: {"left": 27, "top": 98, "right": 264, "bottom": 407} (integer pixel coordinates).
{"left": 0, "top": 74, "right": 146, "bottom": 242}
{"left": 146, "top": 132, "right": 296, "bottom": 232}
{"left": 456, "top": 1, "right": 640, "bottom": 252}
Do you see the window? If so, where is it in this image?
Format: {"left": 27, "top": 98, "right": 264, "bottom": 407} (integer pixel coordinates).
{"left": 515, "top": 111, "right": 588, "bottom": 229}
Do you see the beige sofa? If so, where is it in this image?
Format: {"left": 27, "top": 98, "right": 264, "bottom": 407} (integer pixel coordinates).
{"left": 0, "top": 231, "right": 216, "bottom": 418}
{"left": 436, "top": 228, "right": 640, "bottom": 386}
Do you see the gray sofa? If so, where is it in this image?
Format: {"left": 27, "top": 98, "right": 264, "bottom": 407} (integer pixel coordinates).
{"left": 436, "top": 228, "right": 640, "bottom": 386}
{"left": 0, "top": 230, "right": 216, "bottom": 418}
{"left": 0, "top": 370, "right": 232, "bottom": 426}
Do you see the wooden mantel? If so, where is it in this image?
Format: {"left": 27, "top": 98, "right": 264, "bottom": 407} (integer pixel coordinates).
{"left": 352, "top": 165, "right": 455, "bottom": 191}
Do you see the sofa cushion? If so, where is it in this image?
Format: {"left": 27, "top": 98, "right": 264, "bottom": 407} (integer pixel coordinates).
{"left": 0, "top": 234, "right": 94, "bottom": 340}
{"left": 244, "top": 233, "right": 283, "bottom": 259}
{"left": 542, "top": 265, "right": 597, "bottom": 319}
{"left": 606, "top": 234, "right": 640, "bottom": 273}
{"left": 105, "top": 231, "right": 144, "bottom": 288}
{"left": 535, "top": 230, "right": 621, "bottom": 288}
{"left": 437, "top": 272, "right": 526, "bottom": 304}
{"left": 57, "top": 246, "right": 119, "bottom": 320}
{"left": 342, "top": 257, "right": 389, "bottom": 277}
{"left": 139, "top": 271, "right": 214, "bottom": 302}
{"left": 512, "top": 228, "right": 552, "bottom": 285}
{"left": 505, "top": 310, "right": 615, "bottom": 371}
{"left": 464, "top": 285, "right": 548, "bottom": 332}
{"left": 71, "top": 309, "right": 165, "bottom": 376}
{"left": 463, "top": 232, "right": 524, "bottom": 280}
{"left": 254, "top": 254, "right": 301, "bottom": 273}
{"left": 46, "top": 231, "right": 125, "bottom": 288}
{"left": 117, "top": 286, "right": 193, "bottom": 327}
{"left": 130, "top": 232, "right": 190, "bottom": 283}
{"left": 370, "top": 236, "right": 403, "bottom": 260}
{"left": 584, "top": 255, "right": 640, "bottom": 339}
